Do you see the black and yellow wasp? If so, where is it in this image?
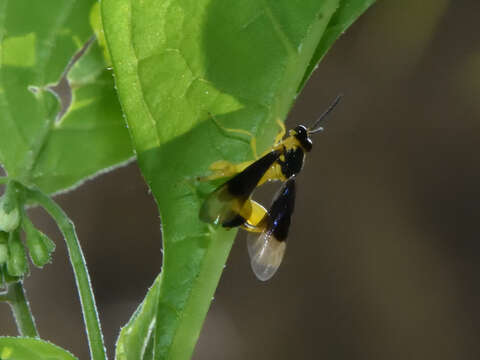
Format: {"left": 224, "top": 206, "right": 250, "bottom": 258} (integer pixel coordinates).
{"left": 200, "top": 95, "right": 342, "bottom": 281}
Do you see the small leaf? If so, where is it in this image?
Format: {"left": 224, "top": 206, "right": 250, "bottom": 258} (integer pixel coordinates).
{"left": 0, "top": 0, "right": 132, "bottom": 194}
{"left": 116, "top": 276, "right": 160, "bottom": 360}
{"left": 0, "top": 337, "right": 78, "bottom": 360}
{"left": 6, "top": 231, "right": 27, "bottom": 277}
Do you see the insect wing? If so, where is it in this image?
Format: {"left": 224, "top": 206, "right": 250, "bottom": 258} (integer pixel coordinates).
{"left": 199, "top": 184, "right": 250, "bottom": 227}
{"left": 200, "top": 150, "right": 281, "bottom": 228}
{"left": 247, "top": 177, "right": 296, "bottom": 281}
{"left": 247, "top": 229, "right": 287, "bottom": 281}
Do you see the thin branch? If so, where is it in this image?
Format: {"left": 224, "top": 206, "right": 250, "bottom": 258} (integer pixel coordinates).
{"left": 5, "top": 281, "right": 39, "bottom": 338}
{"left": 24, "top": 185, "right": 107, "bottom": 360}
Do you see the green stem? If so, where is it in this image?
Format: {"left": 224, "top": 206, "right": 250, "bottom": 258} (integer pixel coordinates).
{"left": 6, "top": 281, "right": 39, "bottom": 337}
{"left": 0, "top": 177, "right": 9, "bottom": 185}
{"left": 24, "top": 186, "right": 107, "bottom": 360}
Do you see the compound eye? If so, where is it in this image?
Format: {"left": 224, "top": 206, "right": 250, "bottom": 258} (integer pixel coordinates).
{"left": 293, "top": 125, "right": 303, "bottom": 134}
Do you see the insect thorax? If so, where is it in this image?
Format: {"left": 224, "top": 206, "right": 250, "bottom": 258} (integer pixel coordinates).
{"left": 279, "top": 147, "right": 305, "bottom": 178}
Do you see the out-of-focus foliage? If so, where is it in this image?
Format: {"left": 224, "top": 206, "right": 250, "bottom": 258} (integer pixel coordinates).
{"left": 0, "top": 0, "right": 132, "bottom": 194}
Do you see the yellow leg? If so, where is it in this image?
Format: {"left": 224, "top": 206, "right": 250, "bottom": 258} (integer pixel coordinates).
{"left": 274, "top": 118, "right": 286, "bottom": 145}
{"left": 209, "top": 112, "right": 258, "bottom": 159}
{"left": 257, "top": 163, "right": 287, "bottom": 186}
{"left": 198, "top": 159, "right": 253, "bottom": 182}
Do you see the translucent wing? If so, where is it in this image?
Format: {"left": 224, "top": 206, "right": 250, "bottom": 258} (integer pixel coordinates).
{"left": 246, "top": 177, "right": 296, "bottom": 281}
{"left": 199, "top": 184, "right": 250, "bottom": 227}
{"left": 247, "top": 230, "right": 287, "bottom": 281}
{"left": 199, "top": 150, "right": 281, "bottom": 228}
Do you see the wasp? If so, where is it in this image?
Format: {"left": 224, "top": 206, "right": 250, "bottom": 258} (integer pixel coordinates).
{"left": 199, "top": 95, "right": 341, "bottom": 280}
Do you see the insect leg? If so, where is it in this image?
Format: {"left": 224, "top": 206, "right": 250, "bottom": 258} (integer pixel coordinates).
{"left": 209, "top": 112, "right": 259, "bottom": 158}
{"left": 197, "top": 159, "right": 252, "bottom": 182}
{"left": 256, "top": 162, "right": 287, "bottom": 186}
{"left": 273, "top": 118, "right": 287, "bottom": 145}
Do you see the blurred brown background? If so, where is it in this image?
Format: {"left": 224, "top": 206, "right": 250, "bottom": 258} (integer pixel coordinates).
{"left": 2, "top": 0, "right": 480, "bottom": 359}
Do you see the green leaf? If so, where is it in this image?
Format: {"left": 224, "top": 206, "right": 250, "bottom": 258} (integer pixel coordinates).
{"left": 116, "top": 276, "right": 160, "bottom": 360}
{"left": 0, "top": 337, "right": 78, "bottom": 360}
{"left": 300, "top": 0, "right": 376, "bottom": 89}
{"left": 0, "top": 0, "right": 132, "bottom": 194}
{"left": 102, "top": 0, "right": 375, "bottom": 359}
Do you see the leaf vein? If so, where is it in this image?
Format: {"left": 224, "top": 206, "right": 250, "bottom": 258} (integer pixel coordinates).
{"left": 261, "top": 0, "right": 296, "bottom": 56}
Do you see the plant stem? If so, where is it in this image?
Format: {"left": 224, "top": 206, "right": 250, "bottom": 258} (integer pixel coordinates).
{"left": 6, "top": 281, "right": 39, "bottom": 337}
{"left": 24, "top": 186, "right": 107, "bottom": 360}
{"left": 0, "top": 177, "right": 9, "bottom": 185}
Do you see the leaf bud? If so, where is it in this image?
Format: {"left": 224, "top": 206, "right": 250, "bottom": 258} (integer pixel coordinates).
{"left": 6, "top": 231, "right": 28, "bottom": 277}
{"left": 25, "top": 225, "right": 55, "bottom": 268}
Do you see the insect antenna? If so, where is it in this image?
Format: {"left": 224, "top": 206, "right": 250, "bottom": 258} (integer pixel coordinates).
{"left": 308, "top": 94, "right": 343, "bottom": 134}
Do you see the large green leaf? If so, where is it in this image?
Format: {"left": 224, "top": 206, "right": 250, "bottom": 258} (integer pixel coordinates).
{"left": 0, "top": 0, "right": 132, "bottom": 194}
{"left": 300, "top": 0, "right": 377, "bottom": 89}
{"left": 0, "top": 337, "right": 78, "bottom": 360}
{"left": 102, "top": 0, "right": 375, "bottom": 359}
